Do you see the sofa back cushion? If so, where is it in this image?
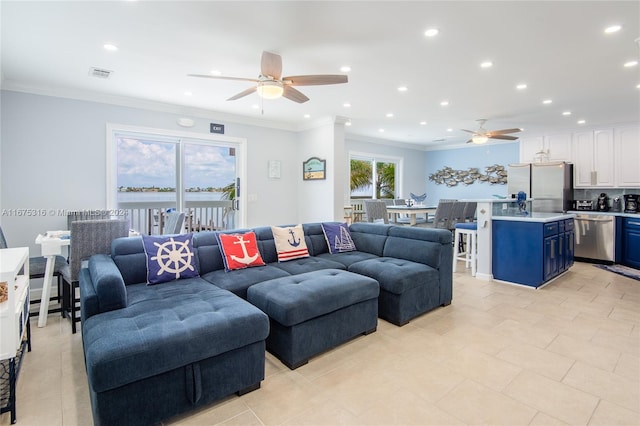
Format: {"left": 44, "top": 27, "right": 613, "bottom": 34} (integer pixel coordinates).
{"left": 302, "top": 222, "right": 330, "bottom": 256}
{"left": 192, "top": 231, "right": 223, "bottom": 275}
{"left": 252, "top": 226, "right": 278, "bottom": 263}
{"left": 348, "top": 222, "right": 390, "bottom": 256}
{"left": 111, "top": 237, "right": 148, "bottom": 285}
{"left": 383, "top": 227, "right": 451, "bottom": 268}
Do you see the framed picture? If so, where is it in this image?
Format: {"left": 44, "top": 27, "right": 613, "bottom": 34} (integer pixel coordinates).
{"left": 302, "top": 157, "right": 326, "bottom": 180}
{"left": 268, "top": 160, "right": 281, "bottom": 179}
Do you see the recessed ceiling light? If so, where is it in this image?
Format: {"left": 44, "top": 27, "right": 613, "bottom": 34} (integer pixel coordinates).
{"left": 440, "top": 100, "right": 449, "bottom": 106}
{"left": 386, "top": 113, "right": 394, "bottom": 118}
{"left": 637, "top": 83, "right": 640, "bottom": 89}
{"left": 210, "top": 70, "right": 221, "bottom": 75}
{"left": 562, "top": 111, "right": 572, "bottom": 116}
{"left": 251, "top": 104, "right": 260, "bottom": 109}
{"left": 397, "top": 86, "right": 408, "bottom": 92}
{"left": 103, "top": 43, "right": 118, "bottom": 51}
{"left": 343, "top": 102, "right": 352, "bottom": 108}
{"left": 420, "top": 121, "right": 427, "bottom": 126}
{"left": 303, "top": 114, "right": 311, "bottom": 118}
{"left": 543, "top": 99, "right": 553, "bottom": 105}
{"left": 604, "top": 25, "right": 622, "bottom": 34}
{"left": 424, "top": 28, "right": 439, "bottom": 37}
{"left": 516, "top": 83, "right": 528, "bottom": 90}
{"left": 378, "top": 128, "right": 385, "bottom": 133}
{"left": 340, "top": 65, "right": 351, "bottom": 72}
{"left": 184, "top": 91, "right": 192, "bottom": 96}
{"left": 577, "top": 119, "right": 586, "bottom": 124}
{"left": 624, "top": 60, "right": 638, "bottom": 68}
{"left": 446, "top": 128, "right": 453, "bottom": 132}
{"left": 480, "top": 61, "right": 493, "bottom": 68}
{"left": 345, "top": 121, "right": 352, "bottom": 126}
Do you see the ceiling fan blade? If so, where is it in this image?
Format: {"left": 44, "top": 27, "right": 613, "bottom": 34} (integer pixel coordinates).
{"left": 461, "top": 129, "right": 477, "bottom": 134}
{"left": 261, "top": 51, "right": 282, "bottom": 79}
{"left": 488, "top": 134, "right": 519, "bottom": 140}
{"left": 465, "top": 139, "right": 474, "bottom": 144}
{"left": 227, "top": 86, "right": 257, "bottom": 101}
{"left": 283, "top": 75, "right": 348, "bottom": 86}
{"left": 282, "top": 86, "right": 309, "bottom": 103}
{"left": 187, "top": 74, "right": 259, "bottom": 83}
{"left": 489, "top": 128, "right": 522, "bottom": 135}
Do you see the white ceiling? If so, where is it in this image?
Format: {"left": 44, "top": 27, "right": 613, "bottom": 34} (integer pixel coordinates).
{"left": 2, "top": 1, "right": 639, "bottom": 148}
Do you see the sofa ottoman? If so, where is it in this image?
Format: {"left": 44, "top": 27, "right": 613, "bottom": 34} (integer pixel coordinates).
{"left": 247, "top": 269, "right": 379, "bottom": 369}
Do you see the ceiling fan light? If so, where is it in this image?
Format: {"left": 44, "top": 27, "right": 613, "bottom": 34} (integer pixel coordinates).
{"left": 472, "top": 135, "right": 489, "bottom": 144}
{"left": 257, "top": 81, "right": 284, "bottom": 99}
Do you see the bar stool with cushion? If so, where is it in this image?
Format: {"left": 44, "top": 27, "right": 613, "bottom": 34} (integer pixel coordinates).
{"left": 453, "top": 222, "right": 477, "bottom": 276}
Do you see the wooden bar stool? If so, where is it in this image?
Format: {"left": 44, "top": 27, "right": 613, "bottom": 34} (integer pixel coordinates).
{"left": 453, "top": 222, "right": 477, "bottom": 276}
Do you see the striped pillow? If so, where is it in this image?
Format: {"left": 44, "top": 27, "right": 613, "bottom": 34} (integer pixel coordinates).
{"left": 271, "top": 225, "right": 309, "bottom": 262}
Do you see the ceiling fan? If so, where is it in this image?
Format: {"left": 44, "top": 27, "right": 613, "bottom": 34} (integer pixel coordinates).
{"left": 187, "top": 51, "right": 348, "bottom": 104}
{"left": 462, "top": 119, "right": 522, "bottom": 144}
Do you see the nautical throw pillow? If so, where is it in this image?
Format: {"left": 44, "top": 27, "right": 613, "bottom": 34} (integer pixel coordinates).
{"left": 142, "top": 233, "right": 199, "bottom": 285}
{"left": 321, "top": 222, "right": 357, "bottom": 254}
{"left": 271, "top": 224, "right": 310, "bottom": 262}
{"left": 217, "top": 231, "right": 266, "bottom": 271}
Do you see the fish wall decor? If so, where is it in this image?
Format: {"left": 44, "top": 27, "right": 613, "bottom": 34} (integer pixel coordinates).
{"left": 428, "top": 164, "right": 508, "bottom": 186}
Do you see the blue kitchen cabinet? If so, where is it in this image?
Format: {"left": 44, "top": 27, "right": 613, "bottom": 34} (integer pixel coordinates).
{"left": 622, "top": 217, "right": 640, "bottom": 269}
{"left": 493, "top": 218, "right": 575, "bottom": 288}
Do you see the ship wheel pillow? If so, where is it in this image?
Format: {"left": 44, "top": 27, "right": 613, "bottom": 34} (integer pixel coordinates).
{"left": 142, "top": 233, "right": 199, "bottom": 285}
{"left": 271, "top": 224, "right": 310, "bottom": 262}
{"left": 321, "top": 222, "right": 357, "bottom": 254}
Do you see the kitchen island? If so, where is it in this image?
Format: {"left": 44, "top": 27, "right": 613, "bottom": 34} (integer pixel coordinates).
{"left": 492, "top": 212, "right": 576, "bottom": 288}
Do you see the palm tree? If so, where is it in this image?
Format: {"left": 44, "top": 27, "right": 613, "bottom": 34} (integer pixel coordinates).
{"left": 220, "top": 182, "right": 235, "bottom": 200}
{"left": 350, "top": 159, "right": 372, "bottom": 192}
{"left": 350, "top": 159, "right": 395, "bottom": 199}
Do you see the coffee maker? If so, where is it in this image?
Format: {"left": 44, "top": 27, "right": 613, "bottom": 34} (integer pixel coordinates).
{"left": 596, "top": 193, "right": 610, "bottom": 212}
{"left": 624, "top": 194, "right": 638, "bottom": 213}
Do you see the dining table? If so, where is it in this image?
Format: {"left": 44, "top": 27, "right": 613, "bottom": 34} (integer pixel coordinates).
{"left": 34, "top": 231, "right": 70, "bottom": 327}
{"left": 386, "top": 205, "right": 435, "bottom": 226}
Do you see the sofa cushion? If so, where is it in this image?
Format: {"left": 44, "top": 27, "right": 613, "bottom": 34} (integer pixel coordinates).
{"left": 316, "top": 251, "right": 380, "bottom": 268}
{"left": 217, "top": 231, "right": 266, "bottom": 271}
{"left": 348, "top": 257, "right": 439, "bottom": 295}
{"left": 271, "top": 256, "right": 346, "bottom": 275}
{"left": 271, "top": 224, "right": 310, "bottom": 261}
{"left": 142, "top": 233, "right": 199, "bottom": 284}
{"left": 247, "top": 269, "right": 379, "bottom": 327}
{"left": 82, "top": 279, "right": 269, "bottom": 393}
{"left": 348, "top": 222, "right": 391, "bottom": 256}
{"left": 321, "top": 222, "right": 356, "bottom": 254}
{"left": 201, "top": 265, "right": 291, "bottom": 299}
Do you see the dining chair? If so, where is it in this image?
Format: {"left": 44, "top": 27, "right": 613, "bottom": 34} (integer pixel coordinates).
{"left": 63, "top": 218, "right": 130, "bottom": 333}
{"left": 162, "top": 211, "right": 186, "bottom": 234}
{"left": 392, "top": 199, "right": 427, "bottom": 225}
{"left": 462, "top": 201, "right": 478, "bottom": 222}
{"left": 0, "top": 225, "right": 69, "bottom": 318}
{"left": 430, "top": 199, "right": 457, "bottom": 230}
{"left": 447, "top": 201, "right": 468, "bottom": 231}
{"left": 363, "top": 200, "right": 389, "bottom": 224}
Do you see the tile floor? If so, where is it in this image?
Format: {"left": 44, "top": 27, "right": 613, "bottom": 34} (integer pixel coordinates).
{"left": 2, "top": 262, "right": 639, "bottom": 426}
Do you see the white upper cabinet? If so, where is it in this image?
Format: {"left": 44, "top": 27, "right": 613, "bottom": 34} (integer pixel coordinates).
{"left": 615, "top": 126, "right": 640, "bottom": 187}
{"left": 519, "top": 133, "right": 572, "bottom": 163}
{"left": 572, "top": 129, "right": 615, "bottom": 188}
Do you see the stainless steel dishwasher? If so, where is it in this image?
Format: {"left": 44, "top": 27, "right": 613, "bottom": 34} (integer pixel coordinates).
{"left": 574, "top": 214, "right": 616, "bottom": 262}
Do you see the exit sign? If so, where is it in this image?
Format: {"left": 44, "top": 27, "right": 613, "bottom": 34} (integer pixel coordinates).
{"left": 210, "top": 123, "right": 225, "bottom": 134}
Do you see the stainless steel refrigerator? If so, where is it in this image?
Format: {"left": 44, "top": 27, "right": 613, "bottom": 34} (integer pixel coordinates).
{"left": 507, "top": 162, "right": 573, "bottom": 213}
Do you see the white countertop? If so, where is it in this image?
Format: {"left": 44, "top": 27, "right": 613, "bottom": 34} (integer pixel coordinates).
{"left": 567, "top": 210, "right": 640, "bottom": 218}
{"left": 492, "top": 212, "right": 576, "bottom": 223}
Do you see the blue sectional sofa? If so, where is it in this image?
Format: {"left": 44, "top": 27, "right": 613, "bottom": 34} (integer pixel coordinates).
{"left": 80, "top": 222, "right": 452, "bottom": 425}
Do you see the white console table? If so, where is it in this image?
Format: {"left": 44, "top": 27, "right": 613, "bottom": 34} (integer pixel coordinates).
{"left": 0, "top": 247, "right": 32, "bottom": 424}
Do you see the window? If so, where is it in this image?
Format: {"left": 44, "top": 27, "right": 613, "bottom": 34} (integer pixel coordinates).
{"left": 107, "top": 124, "right": 246, "bottom": 233}
{"left": 349, "top": 154, "right": 400, "bottom": 200}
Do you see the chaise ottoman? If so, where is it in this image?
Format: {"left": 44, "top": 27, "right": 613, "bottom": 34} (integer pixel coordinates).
{"left": 246, "top": 269, "right": 379, "bottom": 369}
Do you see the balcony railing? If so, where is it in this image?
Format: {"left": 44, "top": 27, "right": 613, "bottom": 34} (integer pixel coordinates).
{"left": 117, "top": 200, "right": 234, "bottom": 235}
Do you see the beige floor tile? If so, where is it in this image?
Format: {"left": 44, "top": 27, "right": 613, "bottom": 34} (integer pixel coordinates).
{"left": 216, "top": 409, "right": 263, "bottom": 426}
{"left": 495, "top": 343, "right": 575, "bottom": 381}
{"left": 436, "top": 379, "right": 537, "bottom": 425}
{"left": 563, "top": 361, "right": 639, "bottom": 413}
{"left": 280, "top": 399, "right": 358, "bottom": 426}
{"left": 589, "top": 400, "right": 640, "bottom": 426}
{"left": 504, "top": 370, "right": 599, "bottom": 425}
{"left": 528, "top": 411, "right": 570, "bottom": 426}
{"left": 615, "top": 352, "right": 640, "bottom": 380}
{"left": 546, "top": 333, "right": 621, "bottom": 372}
{"left": 165, "top": 396, "right": 248, "bottom": 425}
{"left": 591, "top": 328, "right": 640, "bottom": 357}
{"left": 491, "top": 318, "right": 559, "bottom": 349}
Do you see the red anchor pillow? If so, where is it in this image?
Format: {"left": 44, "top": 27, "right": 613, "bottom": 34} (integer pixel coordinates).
{"left": 271, "top": 224, "right": 310, "bottom": 262}
{"left": 217, "top": 231, "right": 266, "bottom": 271}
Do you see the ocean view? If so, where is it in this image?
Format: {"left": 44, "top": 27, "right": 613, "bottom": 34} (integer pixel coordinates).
{"left": 117, "top": 191, "right": 225, "bottom": 203}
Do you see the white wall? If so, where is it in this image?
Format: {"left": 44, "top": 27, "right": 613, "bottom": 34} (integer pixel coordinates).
{"left": 0, "top": 90, "right": 300, "bottom": 253}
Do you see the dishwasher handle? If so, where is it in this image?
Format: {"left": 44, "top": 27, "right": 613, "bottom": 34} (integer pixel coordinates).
{"left": 575, "top": 217, "right": 614, "bottom": 223}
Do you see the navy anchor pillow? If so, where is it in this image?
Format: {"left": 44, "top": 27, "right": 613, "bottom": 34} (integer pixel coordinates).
{"left": 271, "top": 224, "right": 310, "bottom": 261}
{"left": 321, "top": 222, "right": 357, "bottom": 254}
{"left": 142, "top": 233, "right": 199, "bottom": 285}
